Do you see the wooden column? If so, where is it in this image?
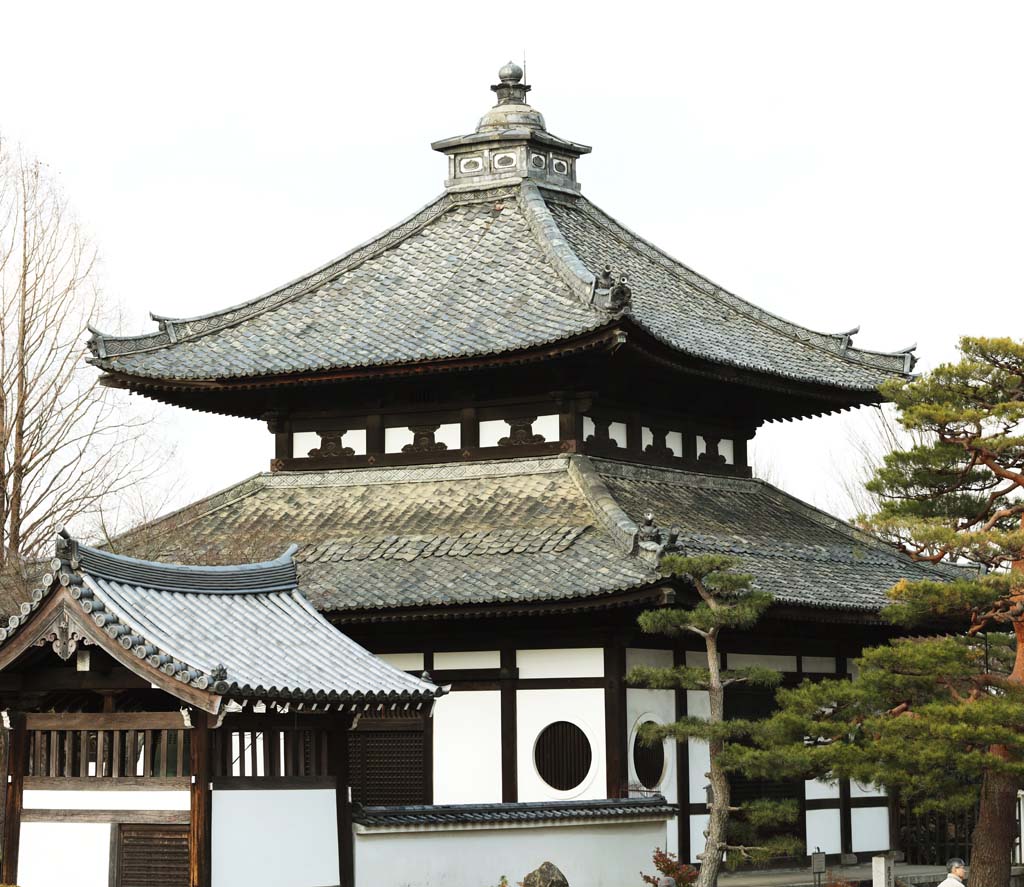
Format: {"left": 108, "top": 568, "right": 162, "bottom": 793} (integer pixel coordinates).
{"left": 365, "top": 414, "right": 384, "bottom": 456}
{"left": 328, "top": 714, "right": 355, "bottom": 887}
{"left": 2, "top": 713, "right": 27, "bottom": 886}
{"left": 674, "top": 647, "right": 690, "bottom": 865}
{"left": 604, "top": 640, "right": 627, "bottom": 798}
{"left": 460, "top": 407, "right": 479, "bottom": 450}
{"left": 189, "top": 711, "right": 211, "bottom": 887}
{"left": 500, "top": 647, "right": 518, "bottom": 802}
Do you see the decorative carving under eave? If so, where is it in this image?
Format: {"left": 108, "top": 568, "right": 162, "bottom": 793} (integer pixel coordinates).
{"left": 308, "top": 431, "right": 354, "bottom": 459}
{"left": 699, "top": 436, "right": 726, "bottom": 465}
{"left": 645, "top": 427, "right": 674, "bottom": 460}
{"left": 585, "top": 417, "right": 618, "bottom": 448}
{"left": 403, "top": 425, "right": 448, "bottom": 454}
{"left": 37, "top": 610, "right": 86, "bottom": 661}
{"left": 498, "top": 417, "right": 545, "bottom": 447}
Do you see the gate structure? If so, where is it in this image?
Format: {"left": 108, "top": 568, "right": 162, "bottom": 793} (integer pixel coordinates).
{"left": 0, "top": 532, "right": 441, "bottom": 886}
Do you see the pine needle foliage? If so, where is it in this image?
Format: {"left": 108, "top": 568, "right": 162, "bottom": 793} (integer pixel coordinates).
{"left": 739, "top": 337, "right": 1024, "bottom": 887}
{"left": 629, "top": 554, "right": 799, "bottom": 886}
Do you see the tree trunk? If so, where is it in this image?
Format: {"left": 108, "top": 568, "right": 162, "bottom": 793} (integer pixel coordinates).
{"left": 968, "top": 765, "right": 1018, "bottom": 887}
{"left": 696, "top": 629, "right": 726, "bottom": 887}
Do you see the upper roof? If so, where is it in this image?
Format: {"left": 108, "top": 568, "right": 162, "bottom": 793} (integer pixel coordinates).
{"left": 109, "top": 455, "right": 952, "bottom": 619}
{"left": 0, "top": 532, "right": 440, "bottom": 713}
{"left": 87, "top": 66, "right": 914, "bottom": 396}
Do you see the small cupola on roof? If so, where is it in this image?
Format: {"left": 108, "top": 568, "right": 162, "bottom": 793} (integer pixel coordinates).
{"left": 431, "top": 62, "right": 591, "bottom": 194}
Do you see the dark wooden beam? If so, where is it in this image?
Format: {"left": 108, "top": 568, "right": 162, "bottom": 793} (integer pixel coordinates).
{"left": 2, "top": 713, "right": 26, "bottom": 886}
{"left": 22, "top": 809, "right": 189, "bottom": 824}
{"left": 0, "top": 666, "right": 151, "bottom": 692}
{"left": 500, "top": 648, "right": 517, "bottom": 803}
{"left": 328, "top": 714, "right": 355, "bottom": 887}
{"left": 604, "top": 640, "right": 627, "bottom": 798}
{"left": 189, "top": 710, "right": 211, "bottom": 887}
{"left": 674, "top": 646, "right": 690, "bottom": 866}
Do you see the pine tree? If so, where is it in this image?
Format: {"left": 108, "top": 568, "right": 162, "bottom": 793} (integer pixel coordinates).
{"left": 737, "top": 337, "right": 1024, "bottom": 887}
{"left": 629, "top": 554, "right": 801, "bottom": 887}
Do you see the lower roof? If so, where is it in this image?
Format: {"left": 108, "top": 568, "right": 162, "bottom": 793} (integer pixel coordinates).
{"left": 0, "top": 534, "right": 440, "bottom": 713}
{"left": 110, "top": 455, "right": 952, "bottom": 618}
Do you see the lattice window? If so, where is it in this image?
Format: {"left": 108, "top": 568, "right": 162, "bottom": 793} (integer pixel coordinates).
{"left": 348, "top": 729, "right": 427, "bottom": 806}
{"left": 113, "top": 824, "right": 189, "bottom": 887}
{"left": 534, "top": 721, "right": 592, "bottom": 792}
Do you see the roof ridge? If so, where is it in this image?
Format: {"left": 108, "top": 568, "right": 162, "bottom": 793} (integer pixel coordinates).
{"left": 88, "top": 187, "right": 521, "bottom": 360}
{"left": 566, "top": 455, "right": 638, "bottom": 555}
{"left": 567, "top": 196, "right": 914, "bottom": 377}
{"left": 75, "top": 540, "right": 299, "bottom": 593}
{"left": 518, "top": 181, "right": 597, "bottom": 305}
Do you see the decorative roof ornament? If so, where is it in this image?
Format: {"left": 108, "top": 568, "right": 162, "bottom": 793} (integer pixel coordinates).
{"left": 593, "top": 265, "right": 631, "bottom": 312}
{"left": 431, "top": 62, "right": 592, "bottom": 194}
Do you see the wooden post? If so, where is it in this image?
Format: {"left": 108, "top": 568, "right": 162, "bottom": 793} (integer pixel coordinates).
{"left": 189, "top": 710, "right": 211, "bottom": 887}
{"left": 673, "top": 647, "right": 690, "bottom": 865}
{"left": 604, "top": 640, "right": 627, "bottom": 798}
{"left": 500, "top": 647, "right": 517, "bottom": 802}
{"left": 2, "top": 713, "right": 26, "bottom": 885}
{"left": 329, "top": 714, "right": 355, "bottom": 887}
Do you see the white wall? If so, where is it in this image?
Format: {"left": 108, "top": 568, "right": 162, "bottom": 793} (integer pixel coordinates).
{"left": 517, "top": 688, "right": 604, "bottom": 802}
{"left": 806, "top": 808, "right": 842, "bottom": 854}
{"left": 434, "top": 650, "right": 500, "bottom": 669}
{"left": 851, "top": 807, "right": 890, "bottom": 852}
{"left": 19, "top": 823, "right": 110, "bottom": 887}
{"left": 378, "top": 652, "right": 424, "bottom": 671}
{"left": 433, "top": 690, "right": 503, "bottom": 804}
{"left": 355, "top": 819, "right": 668, "bottom": 887}
{"left": 517, "top": 648, "right": 603, "bottom": 679}
{"left": 23, "top": 789, "right": 189, "bottom": 810}
{"left": 212, "top": 789, "right": 338, "bottom": 887}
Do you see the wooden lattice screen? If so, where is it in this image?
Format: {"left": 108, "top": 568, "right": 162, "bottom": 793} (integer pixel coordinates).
{"left": 24, "top": 713, "right": 190, "bottom": 781}
{"left": 211, "top": 726, "right": 331, "bottom": 778}
{"left": 348, "top": 728, "right": 427, "bottom": 806}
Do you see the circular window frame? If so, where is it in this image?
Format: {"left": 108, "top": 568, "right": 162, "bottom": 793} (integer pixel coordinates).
{"left": 629, "top": 713, "right": 669, "bottom": 792}
{"left": 531, "top": 718, "right": 598, "bottom": 799}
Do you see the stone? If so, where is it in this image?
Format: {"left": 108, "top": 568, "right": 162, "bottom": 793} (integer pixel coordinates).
{"left": 522, "top": 861, "right": 569, "bottom": 887}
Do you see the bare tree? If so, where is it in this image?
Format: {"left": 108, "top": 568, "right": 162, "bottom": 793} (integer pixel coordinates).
{"left": 0, "top": 137, "right": 157, "bottom": 590}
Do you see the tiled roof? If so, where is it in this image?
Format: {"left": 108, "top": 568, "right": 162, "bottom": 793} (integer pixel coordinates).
{"left": 88, "top": 183, "right": 911, "bottom": 393}
{"left": 2, "top": 534, "right": 441, "bottom": 710}
{"left": 110, "top": 455, "right": 948, "bottom": 617}
{"left": 593, "top": 459, "right": 958, "bottom": 612}
{"left": 352, "top": 796, "right": 676, "bottom": 828}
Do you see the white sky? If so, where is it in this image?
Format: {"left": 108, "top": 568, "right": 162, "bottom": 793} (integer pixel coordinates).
{"left": 1, "top": 2, "right": 1021, "bottom": 521}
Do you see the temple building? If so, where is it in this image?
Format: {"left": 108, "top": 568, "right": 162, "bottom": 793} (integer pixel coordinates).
{"left": 0, "top": 64, "right": 955, "bottom": 886}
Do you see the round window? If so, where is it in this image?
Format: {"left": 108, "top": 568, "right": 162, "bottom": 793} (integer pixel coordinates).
{"left": 632, "top": 721, "right": 665, "bottom": 789}
{"left": 534, "top": 721, "right": 592, "bottom": 791}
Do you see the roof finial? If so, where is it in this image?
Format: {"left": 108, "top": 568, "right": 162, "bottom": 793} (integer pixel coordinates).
{"left": 492, "top": 61, "right": 530, "bottom": 106}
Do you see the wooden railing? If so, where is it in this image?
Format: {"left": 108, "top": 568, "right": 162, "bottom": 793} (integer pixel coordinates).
{"left": 211, "top": 723, "right": 330, "bottom": 779}
{"left": 24, "top": 712, "right": 190, "bottom": 783}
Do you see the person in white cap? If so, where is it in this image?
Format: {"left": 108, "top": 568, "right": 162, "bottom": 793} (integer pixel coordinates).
{"left": 937, "top": 858, "right": 967, "bottom": 886}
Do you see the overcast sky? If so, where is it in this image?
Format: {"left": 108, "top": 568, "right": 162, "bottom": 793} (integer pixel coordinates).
{"left": 1, "top": 2, "right": 1021, "bottom": 521}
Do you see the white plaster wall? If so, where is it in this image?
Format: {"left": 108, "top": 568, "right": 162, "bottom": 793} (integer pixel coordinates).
{"left": 803, "top": 656, "right": 837, "bottom": 673}
{"left": 851, "top": 807, "right": 890, "bottom": 852}
{"left": 434, "top": 650, "right": 500, "bottom": 669}
{"left": 627, "top": 685, "right": 678, "bottom": 856}
{"left": 355, "top": 820, "right": 667, "bottom": 887}
{"left": 850, "top": 780, "right": 886, "bottom": 798}
{"left": 212, "top": 789, "right": 338, "bottom": 887}
{"left": 685, "top": 650, "right": 716, "bottom": 669}
{"left": 433, "top": 690, "right": 503, "bottom": 804}
{"left": 19, "top": 822, "right": 110, "bottom": 887}
{"left": 626, "top": 648, "right": 673, "bottom": 671}
{"left": 517, "top": 648, "right": 603, "bottom": 679}
{"left": 378, "top": 652, "right": 424, "bottom": 671}
{"left": 728, "top": 653, "right": 797, "bottom": 672}
{"left": 23, "top": 789, "right": 189, "bottom": 810}
{"left": 805, "top": 779, "right": 841, "bottom": 800}
{"left": 517, "top": 688, "right": 604, "bottom": 801}
{"left": 806, "top": 808, "right": 842, "bottom": 854}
